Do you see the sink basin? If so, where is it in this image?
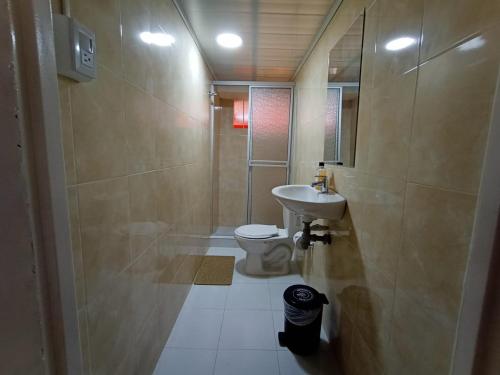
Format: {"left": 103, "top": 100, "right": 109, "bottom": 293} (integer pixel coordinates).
{"left": 272, "top": 185, "right": 346, "bottom": 221}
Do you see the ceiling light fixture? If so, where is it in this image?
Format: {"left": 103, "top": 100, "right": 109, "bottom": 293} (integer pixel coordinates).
{"left": 140, "top": 32, "right": 175, "bottom": 47}
{"left": 216, "top": 33, "right": 242, "bottom": 48}
{"left": 385, "top": 37, "right": 416, "bottom": 51}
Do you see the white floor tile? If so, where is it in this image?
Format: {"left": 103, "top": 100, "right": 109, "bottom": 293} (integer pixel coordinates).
{"left": 219, "top": 310, "right": 276, "bottom": 350}
{"left": 267, "top": 262, "right": 304, "bottom": 284}
{"left": 184, "top": 285, "right": 229, "bottom": 310}
{"left": 277, "top": 350, "right": 318, "bottom": 375}
{"left": 267, "top": 270, "right": 304, "bottom": 285}
{"left": 226, "top": 284, "right": 271, "bottom": 310}
{"left": 272, "top": 310, "right": 286, "bottom": 350}
{"left": 214, "top": 350, "right": 279, "bottom": 375}
{"left": 153, "top": 348, "right": 217, "bottom": 375}
{"left": 167, "top": 308, "right": 223, "bottom": 349}
{"left": 268, "top": 284, "right": 289, "bottom": 310}
{"left": 277, "top": 343, "right": 340, "bottom": 375}
{"left": 206, "top": 247, "right": 246, "bottom": 261}
{"left": 233, "top": 259, "right": 269, "bottom": 284}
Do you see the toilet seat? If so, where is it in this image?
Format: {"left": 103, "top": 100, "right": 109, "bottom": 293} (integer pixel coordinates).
{"left": 234, "top": 224, "right": 279, "bottom": 239}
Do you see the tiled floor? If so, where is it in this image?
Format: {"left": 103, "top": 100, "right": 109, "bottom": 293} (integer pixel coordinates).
{"left": 153, "top": 247, "right": 339, "bottom": 375}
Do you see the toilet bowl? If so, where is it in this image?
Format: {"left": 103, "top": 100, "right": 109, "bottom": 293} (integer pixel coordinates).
{"left": 234, "top": 208, "right": 300, "bottom": 276}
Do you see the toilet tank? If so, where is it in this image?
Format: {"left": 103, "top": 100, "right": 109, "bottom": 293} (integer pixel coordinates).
{"left": 283, "top": 207, "right": 301, "bottom": 237}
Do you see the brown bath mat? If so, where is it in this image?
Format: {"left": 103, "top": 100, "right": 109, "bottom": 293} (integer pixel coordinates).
{"left": 194, "top": 256, "right": 235, "bottom": 285}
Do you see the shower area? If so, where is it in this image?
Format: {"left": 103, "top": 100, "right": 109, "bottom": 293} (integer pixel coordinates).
{"left": 209, "top": 83, "right": 293, "bottom": 237}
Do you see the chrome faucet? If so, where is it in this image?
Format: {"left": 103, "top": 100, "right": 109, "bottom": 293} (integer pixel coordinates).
{"left": 311, "top": 176, "right": 328, "bottom": 193}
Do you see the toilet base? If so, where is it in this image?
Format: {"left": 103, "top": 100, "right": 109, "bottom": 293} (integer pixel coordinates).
{"left": 244, "top": 245, "right": 291, "bottom": 276}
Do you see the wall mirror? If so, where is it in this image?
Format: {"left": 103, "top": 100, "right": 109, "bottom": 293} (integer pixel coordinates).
{"left": 324, "top": 11, "right": 365, "bottom": 167}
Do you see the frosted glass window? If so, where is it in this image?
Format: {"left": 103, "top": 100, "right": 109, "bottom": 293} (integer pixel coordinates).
{"left": 250, "top": 88, "right": 291, "bottom": 161}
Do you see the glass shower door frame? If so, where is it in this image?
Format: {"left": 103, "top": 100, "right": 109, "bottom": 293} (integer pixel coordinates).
{"left": 246, "top": 84, "right": 295, "bottom": 224}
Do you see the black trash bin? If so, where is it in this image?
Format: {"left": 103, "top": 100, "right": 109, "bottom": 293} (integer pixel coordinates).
{"left": 278, "top": 284, "right": 329, "bottom": 355}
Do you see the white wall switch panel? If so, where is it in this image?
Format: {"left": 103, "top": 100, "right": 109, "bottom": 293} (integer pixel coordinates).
{"left": 53, "top": 14, "right": 96, "bottom": 82}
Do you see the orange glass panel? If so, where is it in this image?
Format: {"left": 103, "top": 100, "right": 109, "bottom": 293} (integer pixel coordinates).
{"left": 233, "top": 99, "right": 248, "bottom": 128}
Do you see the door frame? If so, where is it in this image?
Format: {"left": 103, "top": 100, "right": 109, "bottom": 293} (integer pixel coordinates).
{"left": 247, "top": 84, "right": 295, "bottom": 224}
{"left": 211, "top": 81, "right": 295, "bottom": 225}
{"left": 5, "top": 0, "right": 83, "bottom": 374}
{"left": 451, "top": 65, "right": 500, "bottom": 374}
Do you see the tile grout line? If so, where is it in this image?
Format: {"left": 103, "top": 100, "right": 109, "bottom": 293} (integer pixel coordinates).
{"left": 268, "top": 281, "right": 283, "bottom": 375}
{"left": 212, "top": 261, "right": 233, "bottom": 375}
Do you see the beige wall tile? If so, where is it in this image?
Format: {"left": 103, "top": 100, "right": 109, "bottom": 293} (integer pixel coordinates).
{"left": 335, "top": 311, "right": 354, "bottom": 374}
{"left": 121, "top": 0, "right": 154, "bottom": 94}
{"left": 397, "top": 183, "right": 476, "bottom": 318}
{"left": 353, "top": 265, "right": 394, "bottom": 362}
{"left": 72, "top": 0, "right": 122, "bottom": 72}
{"left": 366, "top": 71, "right": 416, "bottom": 179}
{"left": 217, "top": 158, "right": 247, "bottom": 226}
{"left": 219, "top": 133, "right": 248, "bottom": 161}
{"left": 371, "top": 0, "right": 423, "bottom": 88}
{"left": 86, "top": 271, "right": 134, "bottom": 375}
{"left": 71, "top": 65, "right": 127, "bottom": 183}
{"left": 78, "top": 177, "right": 131, "bottom": 302}
{"left": 123, "top": 82, "right": 156, "bottom": 174}
{"left": 129, "top": 242, "right": 160, "bottom": 336}
{"left": 213, "top": 103, "right": 248, "bottom": 227}
{"left": 132, "top": 305, "right": 162, "bottom": 375}
{"left": 421, "top": 0, "right": 500, "bottom": 61}
{"left": 57, "top": 0, "right": 212, "bottom": 372}
{"left": 349, "top": 327, "right": 384, "bottom": 375}
{"left": 408, "top": 27, "right": 500, "bottom": 193}
{"left": 387, "top": 289, "right": 455, "bottom": 374}
{"left": 128, "top": 172, "right": 159, "bottom": 258}
{"left": 357, "top": 176, "right": 405, "bottom": 281}
{"left": 154, "top": 101, "right": 181, "bottom": 169}
{"left": 156, "top": 167, "right": 187, "bottom": 234}
{"left": 291, "top": 0, "right": 496, "bottom": 373}
{"left": 157, "top": 236, "right": 192, "bottom": 341}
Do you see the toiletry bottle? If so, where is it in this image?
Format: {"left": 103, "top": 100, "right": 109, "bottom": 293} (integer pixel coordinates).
{"left": 314, "top": 162, "right": 327, "bottom": 191}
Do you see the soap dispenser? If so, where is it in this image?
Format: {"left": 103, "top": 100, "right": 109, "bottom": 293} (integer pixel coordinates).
{"left": 314, "top": 162, "right": 327, "bottom": 191}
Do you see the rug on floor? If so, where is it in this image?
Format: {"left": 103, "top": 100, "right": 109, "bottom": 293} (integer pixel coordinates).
{"left": 194, "top": 255, "right": 235, "bottom": 285}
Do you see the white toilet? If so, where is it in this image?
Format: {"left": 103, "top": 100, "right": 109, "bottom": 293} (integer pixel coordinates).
{"left": 234, "top": 207, "right": 301, "bottom": 276}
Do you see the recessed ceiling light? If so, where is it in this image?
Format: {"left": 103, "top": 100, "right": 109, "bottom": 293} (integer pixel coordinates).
{"left": 140, "top": 32, "right": 175, "bottom": 47}
{"left": 216, "top": 33, "right": 242, "bottom": 48}
{"left": 385, "top": 37, "right": 416, "bottom": 51}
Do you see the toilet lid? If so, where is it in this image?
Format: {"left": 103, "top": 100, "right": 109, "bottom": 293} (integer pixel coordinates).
{"left": 235, "top": 224, "right": 279, "bottom": 239}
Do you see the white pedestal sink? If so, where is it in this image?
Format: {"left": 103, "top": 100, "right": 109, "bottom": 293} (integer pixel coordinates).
{"left": 272, "top": 185, "right": 346, "bottom": 221}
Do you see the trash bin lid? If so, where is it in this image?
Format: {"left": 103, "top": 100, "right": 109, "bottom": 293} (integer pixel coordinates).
{"left": 283, "top": 284, "right": 329, "bottom": 311}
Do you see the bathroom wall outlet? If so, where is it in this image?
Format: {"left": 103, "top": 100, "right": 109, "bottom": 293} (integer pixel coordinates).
{"left": 53, "top": 14, "right": 96, "bottom": 82}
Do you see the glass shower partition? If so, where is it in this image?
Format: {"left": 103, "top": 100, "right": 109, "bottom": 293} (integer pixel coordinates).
{"left": 247, "top": 86, "right": 293, "bottom": 227}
